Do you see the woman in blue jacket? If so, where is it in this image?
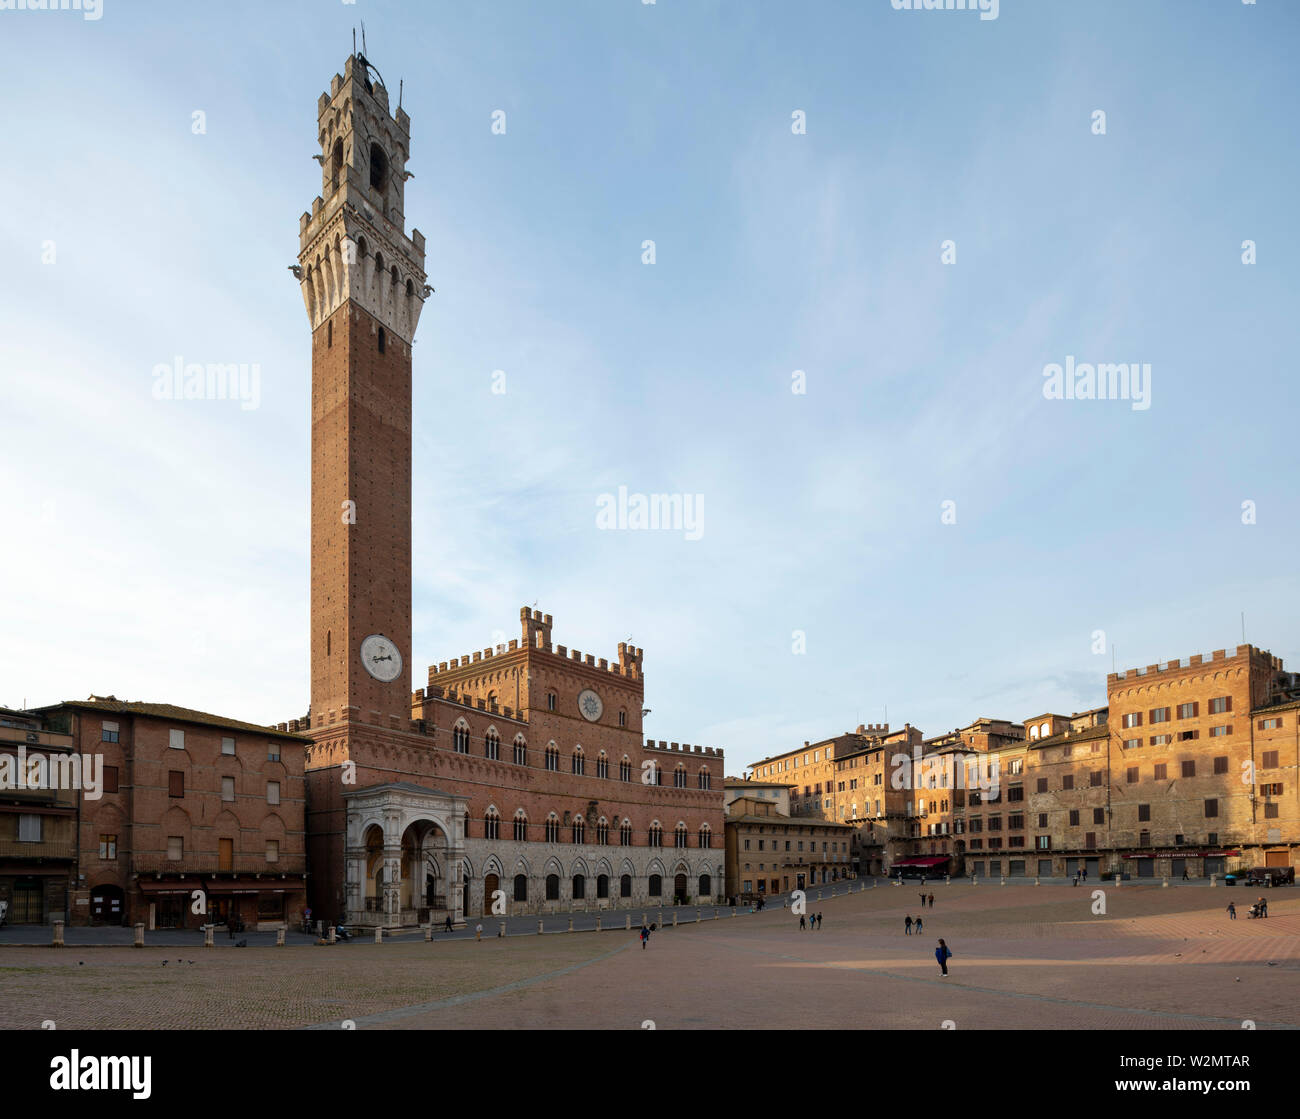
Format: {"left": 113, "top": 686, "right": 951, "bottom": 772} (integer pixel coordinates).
{"left": 936, "top": 938, "right": 952, "bottom": 976}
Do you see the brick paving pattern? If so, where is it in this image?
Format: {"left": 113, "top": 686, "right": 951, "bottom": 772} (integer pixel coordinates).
{"left": 2, "top": 884, "right": 1295, "bottom": 1030}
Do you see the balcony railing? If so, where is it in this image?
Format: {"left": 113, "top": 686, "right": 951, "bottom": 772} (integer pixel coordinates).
{"left": 131, "top": 853, "right": 307, "bottom": 875}
{"left": 0, "top": 786, "right": 76, "bottom": 807}
{"left": 0, "top": 837, "right": 76, "bottom": 860}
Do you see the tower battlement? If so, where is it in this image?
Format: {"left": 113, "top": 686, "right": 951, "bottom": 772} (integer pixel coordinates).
{"left": 1106, "top": 645, "right": 1280, "bottom": 685}
{"left": 423, "top": 606, "right": 643, "bottom": 683}
{"left": 644, "top": 739, "right": 725, "bottom": 760}
{"left": 297, "top": 53, "right": 428, "bottom": 345}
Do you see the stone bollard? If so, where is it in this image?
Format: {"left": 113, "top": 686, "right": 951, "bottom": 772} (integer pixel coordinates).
{"left": 731, "top": 908, "right": 736, "bottom": 917}
{"left": 626, "top": 914, "right": 631, "bottom": 931}
{"left": 537, "top": 920, "right": 544, "bottom": 935}
{"left": 204, "top": 925, "right": 215, "bottom": 948}
{"left": 714, "top": 908, "right": 719, "bottom": 920}
{"left": 52, "top": 920, "right": 64, "bottom": 948}
{"left": 945, "top": 875, "right": 950, "bottom": 886}
{"left": 316, "top": 920, "right": 324, "bottom": 938}
{"left": 1114, "top": 874, "right": 1121, "bottom": 886}
{"left": 1034, "top": 877, "right": 1040, "bottom": 886}
{"left": 642, "top": 912, "right": 648, "bottom": 927}
{"left": 133, "top": 923, "right": 145, "bottom": 948}
{"left": 696, "top": 908, "right": 701, "bottom": 923}
{"left": 276, "top": 925, "right": 286, "bottom": 947}
{"left": 672, "top": 911, "right": 678, "bottom": 927}
{"left": 568, "top": 917, "right": 574, "bottom": 933}
{"left": 374, "top": 926, "right": 383, "bottom": 944}
{"left": 595, "top": 917, "right": 602, "bottom": 932}
{"left": 328, "top": 926, "right": 337, "bottom": 944}
{"left": 498, "top": 921, "right": 506, "bottom": 938}
{"left": 972, "top": 876, "right": 978, "bottom": 886}
{"left": 1162, "top": 876, "right": 1169, "bottom": 888}
{"left": 1210, "top": 874, "right": 1218, "bottom": 887}
{"left": 1000, "top": 876, "right": 1006, "bottom": 885}
{"left": 424, "top": 924, "right": 432, "bottom": 941}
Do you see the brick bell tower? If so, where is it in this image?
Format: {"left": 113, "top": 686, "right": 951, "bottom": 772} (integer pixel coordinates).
{"left": 299, "top": 53, "right": 427, "bottom": 726}
{"left": 296, "top": 54, "right": 429, "bottom": 916}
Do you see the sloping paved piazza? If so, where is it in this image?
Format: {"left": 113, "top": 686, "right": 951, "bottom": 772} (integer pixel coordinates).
{"left": 3, "top": 885, "right": 1297, "bottom": 1030}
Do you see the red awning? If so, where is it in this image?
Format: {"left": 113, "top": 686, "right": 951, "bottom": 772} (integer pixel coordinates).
{"left": 892, "top": 856, "right": 951, "bottom": 868}
{"left": 204, "top": 876, "right": 302, "bottom": 894}
{"left": 137, "top": 878, "right": 203, "bottom": 894}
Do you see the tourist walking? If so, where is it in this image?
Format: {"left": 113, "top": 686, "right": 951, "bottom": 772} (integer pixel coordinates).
{"left": 1227, "top": 902, "right": 1236, "bottom": 920}
{"left": 816, "top": 912, "right": 823, "bottom": 929}
{"left": 936, "top": 938, "right": 952, "bottom": 976}
{"left": 474, "top": 922, "right": 482, "bottom": 941}
{"left": 800, "top": 913, "right": 807, "bottom": 930}
{"left": 904, "top": 914, "right": 913, "bottom": 935}
{"left": 444, "top": 914, "right": 453, "bottom": 933}
{"left": 920, "top": 893, "right": 927, "bottom": 909}
{"left": 914, "top": 915, "right": 923, "bottom": 935}
{"left": 928, "top": 893, "right": 935, "bottom": 909}
{"left": 640, "top": 923, "right": 651, "bottom": 950}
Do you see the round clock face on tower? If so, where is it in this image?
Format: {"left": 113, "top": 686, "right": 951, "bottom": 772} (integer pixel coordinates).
{"left": 577, "top": 689, "right": 603, "bottom": 722}
{"left": 359, "top": 634, "right": 403, "bottom": 682}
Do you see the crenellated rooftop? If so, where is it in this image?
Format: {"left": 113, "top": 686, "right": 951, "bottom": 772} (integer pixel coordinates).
{"left": 426, "top": 606, "right": 645, "bottom": 684}
{"left": 1107, "top": 645, "right": 1280, "bottom": 685}
{"left": 644, "top": 739, "right": 724, "bottom": 759}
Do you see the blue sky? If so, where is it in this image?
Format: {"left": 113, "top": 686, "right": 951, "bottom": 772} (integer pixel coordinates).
{"left": 2, "top": 0, "right": 1297, "bottom": 774}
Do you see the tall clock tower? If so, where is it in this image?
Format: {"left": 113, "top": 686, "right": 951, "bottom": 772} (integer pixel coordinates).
{"left": 298, "top": 53, "right": 427, "bottom": 727}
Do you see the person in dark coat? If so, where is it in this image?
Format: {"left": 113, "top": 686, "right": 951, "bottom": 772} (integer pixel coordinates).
{"left": 904, "top": 914, "right": 913, "bottom": 935}
{"left": 936, "top": 938, "right": 952, "bottom": 976}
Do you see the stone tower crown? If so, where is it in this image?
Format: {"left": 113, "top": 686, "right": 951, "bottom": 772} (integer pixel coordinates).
{"left": 297, "top": 53, "right": 428, "bottom": 344}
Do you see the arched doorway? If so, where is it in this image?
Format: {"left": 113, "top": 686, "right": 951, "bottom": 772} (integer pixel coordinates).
{"left": 698, "top": 874, "right": 711, "bottom": 899}
{"left": 673, "top": 873, "right": 688, "bottom": 903}
{"left": 90, "top": 885, "right": 125, "bottom": 925}
{"left": 545, "top": 874, "right": 560, "bottom": 901}
{"left": 362, "top": 824, "right": 385, "bottom": 914}
{"left": 648, "top": 874, "right": 662, "bottom": 898}
{"left": 513, "top": 874, "right": 527, "bottom": 902}
{"left": 484, "top": 873, "right": 500, "bottom": 915}
{"left": 597, "top": 874, "right": 609, "bottom": 899}
{"left": 572, "top": 874, "right": 585, "bottom": 900}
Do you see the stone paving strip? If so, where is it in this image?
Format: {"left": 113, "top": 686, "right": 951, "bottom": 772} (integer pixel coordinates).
{"left": 1, "top": 885, "right": 1294, "bottom": 1030}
